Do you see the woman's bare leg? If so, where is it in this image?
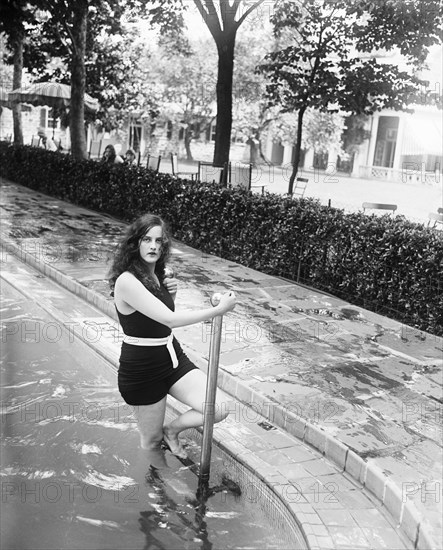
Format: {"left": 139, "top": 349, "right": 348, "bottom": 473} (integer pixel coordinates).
{"left": 132, "top": 397, "right": 167, "bottom": 450}
{"left": 165, "top": 369, "right": 234, "bottom": 457}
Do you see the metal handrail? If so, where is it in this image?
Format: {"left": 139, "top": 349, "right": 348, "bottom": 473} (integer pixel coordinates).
{"left": 199, "top": 292, "right": 223, "bottom": 483}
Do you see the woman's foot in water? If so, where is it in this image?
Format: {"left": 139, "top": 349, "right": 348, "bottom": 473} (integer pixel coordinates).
{"left": 162, "top": 426, "right": 187, "bottom": 459}
{"left": 138, "top": 446, "right": 170, "bottom": 470}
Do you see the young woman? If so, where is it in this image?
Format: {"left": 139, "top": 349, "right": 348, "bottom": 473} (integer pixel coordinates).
{"left": 102, "top": 144, "right": 124, "bottom": 165}
{"left": 109, "top": 214, "right": 236, "bottom": 458}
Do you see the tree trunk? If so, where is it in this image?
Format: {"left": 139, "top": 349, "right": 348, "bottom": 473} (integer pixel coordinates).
{"left": 70, "top": 2, "right": 88, "bottom": 160}
{"left": 288, "top": 108, "right": 306, "bottom": 194}
{"left": 213, "top": 35, "right": 235, "bottom": 170}
{"left": 247, "top": 137, "right": 258, "bottom": 163}
{"left": 184, "top": 127, "right": 193, "bottom": 161}
{"left": 12, "top": 35, "right": 23, "bottom": 145}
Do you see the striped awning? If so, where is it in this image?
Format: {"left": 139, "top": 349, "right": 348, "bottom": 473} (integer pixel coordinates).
{"left": 9, "top": 82, "right": 99, "bottom": 113}
{"left": 0, "top": 87, "right": 12, "bottom": 108}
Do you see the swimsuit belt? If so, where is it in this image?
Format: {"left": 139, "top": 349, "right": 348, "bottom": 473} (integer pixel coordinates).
{"left": 122, "top": 334, "right": 178, "bottom": 368}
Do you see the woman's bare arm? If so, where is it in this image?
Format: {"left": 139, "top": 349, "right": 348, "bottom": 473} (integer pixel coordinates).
{"left": 115, "top": 272, "right": 235, "bottom": 329}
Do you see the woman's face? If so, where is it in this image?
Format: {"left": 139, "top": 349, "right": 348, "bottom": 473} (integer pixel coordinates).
{"left": 139, "top": 225, "right": 163, "bottom": 266}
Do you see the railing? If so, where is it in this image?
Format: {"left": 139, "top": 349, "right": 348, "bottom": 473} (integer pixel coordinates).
{"left": 359, "top": 165, "right": 441, "bottom": 184}
{"left": 199, "top": 292, "right": 224, "bottom": 485}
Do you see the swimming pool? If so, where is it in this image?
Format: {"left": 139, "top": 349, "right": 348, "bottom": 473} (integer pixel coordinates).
{"left": 1, "top": 277, "right": 307, "bottom": 549}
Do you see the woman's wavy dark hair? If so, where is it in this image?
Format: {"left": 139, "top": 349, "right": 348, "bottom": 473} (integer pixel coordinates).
{"left": 108, "top": 213, "right": 171, "bottom": 296}
{"left": 102, "top": 144, "right": 117, "bottom": 163}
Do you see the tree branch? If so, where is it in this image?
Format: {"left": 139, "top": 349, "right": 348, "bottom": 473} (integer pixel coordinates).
{"left": 236, "top": 0, "right": 266, "bottom": 28}
{"left": 193, "top": 0, "right": 221, "bottom": 39}
{"left": 43, "top": 0, "right": 75, "bottom": 55}
{"left": 221, "top": 0, "right": 239, "bottom": 29}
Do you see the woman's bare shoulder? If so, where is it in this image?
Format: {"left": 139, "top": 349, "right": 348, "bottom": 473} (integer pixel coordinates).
{"left": 115, "top": 271, "right": 139, "bottom": 287}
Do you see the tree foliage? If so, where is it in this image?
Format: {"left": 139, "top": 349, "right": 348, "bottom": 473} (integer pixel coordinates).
{"left": 0, "top": 0, "right": 39, "bottom": 144}
{"left": 259, "top": 0, "right": 443, "bottom": 193}
{"left": 230, "top": 16, "right": 273, "bottom": 162}
{"left": 148, "top": 35, "right": 217, "bottom": 160}
{"left": 22, "top": 1, "right": 152, "bottom": 121}
{"left": 2, "top": 0, "right": 165, "bottom": 157}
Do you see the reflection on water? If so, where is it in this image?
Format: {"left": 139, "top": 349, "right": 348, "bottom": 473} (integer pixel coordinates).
{"left": 1, "top": 282, "right": 300, "bottom": 550}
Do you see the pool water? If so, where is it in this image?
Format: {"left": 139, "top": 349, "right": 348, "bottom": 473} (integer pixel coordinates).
{"left": 1, "top": 279, "right": 304, "bottom": 550}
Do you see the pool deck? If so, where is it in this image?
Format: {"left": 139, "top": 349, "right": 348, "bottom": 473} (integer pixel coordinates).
{"left": 1, "top": 179, "right": 442, "bottom": 550}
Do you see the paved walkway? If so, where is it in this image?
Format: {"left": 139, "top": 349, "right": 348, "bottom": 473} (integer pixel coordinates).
{"left": 1, "top": 179, "right": 441, "bottom": 549}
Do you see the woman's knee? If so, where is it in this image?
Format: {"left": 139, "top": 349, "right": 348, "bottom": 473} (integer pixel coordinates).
{"left": 214, "top": 398, "right": 236, "bottom": 423}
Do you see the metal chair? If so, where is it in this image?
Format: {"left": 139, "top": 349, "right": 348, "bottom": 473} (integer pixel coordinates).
{"left": 428, "top": 212, "right": 443, "bottom": 228}
{"left": 362, "top": 202, "right": 397, "bottom": 215}
{"left": 229, "top": 162, "right": 252, "bottom": 189}
{"left": 291, "top": 177, "right": 308, "bottom": 198}
{"left": 170, "top": 153, "right": 197, "bottom": 180}
{"left": 31, "top": 135, "right": 41, "bottom": 147}
{"left": 88, "top": 140, "right": 102, "bottom": 159}
{"left": 146, "top": 154, "right": 161, "bottom": 172}
{"left": 197, "top": 161, "right": 225, "bottom": 184}
{"left": 226, "top": 162, "right": 266, "bottom": 194}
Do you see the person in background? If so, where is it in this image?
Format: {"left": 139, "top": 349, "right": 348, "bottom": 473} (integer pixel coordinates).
{"left": 124, "top": 148, "right": 138, "bottom": 166}
{"left": 37, "top": 128, "right": 58, "bottom": 152}
{"left": 102, "top": 144, "right": 124, "bottom": 165}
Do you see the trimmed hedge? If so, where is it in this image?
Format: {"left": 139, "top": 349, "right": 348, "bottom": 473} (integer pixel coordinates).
{"left": 1, "top": 142, "right": 442, "bottom": 336}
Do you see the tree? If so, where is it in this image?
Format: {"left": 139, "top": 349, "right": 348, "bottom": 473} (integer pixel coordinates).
{"left": 26, "top": 10, "right": 159, "bottom": 135}
{"left": 231, "top": 15, "right": 274, "bottom": 163}
{"left": 24, "top": 0, "right": 136, "bottom": 159}
{"left": 0, "top": 1, "right": 38, "bottom": 145}
{"left": 149, "top": 36, "right": 218, "bottom": 160}
{"left": 192, "top": 0, "right": 266, "bottom": 168}
{"left": 259, "top": 0, "right": 443, "bottom": 194}
{"left": 11, "top": 0, "right": 148, "bottom": 159}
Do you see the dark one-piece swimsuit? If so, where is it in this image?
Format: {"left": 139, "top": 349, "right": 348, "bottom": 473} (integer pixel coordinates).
{"left": 116, "top": 282, "right": 198, "bottom": 406}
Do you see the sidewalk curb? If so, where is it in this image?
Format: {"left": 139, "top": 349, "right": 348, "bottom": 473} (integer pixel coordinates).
{"left": 1, "top": 236, "right": 434, "bottom": 550}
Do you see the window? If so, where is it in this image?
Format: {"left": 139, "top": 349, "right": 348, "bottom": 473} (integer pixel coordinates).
{"left": 210, "top": 121, "right": 216, "bottom": 141}
{"left": 40, "top": 108, "right": 61, "bottom": 131}
{"left": 129, "top": 123, "right": 142, "bottom": 151}
{"left": 206, "top": 120, "right": 217, "bottom": 141}
{"left": 166, "top": 120, "right": 173, "bottom": 140}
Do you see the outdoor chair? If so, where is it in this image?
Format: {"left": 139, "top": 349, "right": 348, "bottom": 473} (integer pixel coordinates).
{"left": 290, "top": 177, "right": 308, "bottom": 198}
{"left": 227, "top": 162, "right": 266, "bottom": 194}
{"left": 197, "top": 161, "right": 225, "bottom": 184}
{"left": 146, "top": 154, "right": 162, "bottom": 172}
{"left": 229, "top": 162, "right": 252, "bottom": 189}
{"left": 88, "top": 140, "right": 102, "bottom": 159}
{"left": 428, "top": 212, "right": 443, "bottom": 228}
{"left": 170, "top": 153, "right": 198, "bottom": 180}
{"left": 362, "top": 202, "right": 397, "bottom": 215}
{"left": 31, "top": 135, "right": 41, "bottom": 147}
